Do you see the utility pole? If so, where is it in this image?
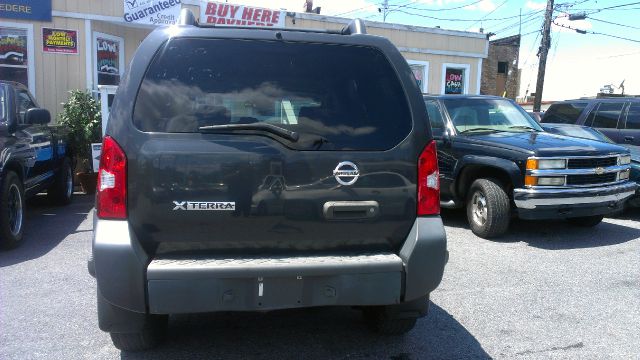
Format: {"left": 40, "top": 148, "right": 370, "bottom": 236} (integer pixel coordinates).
{"left": 533, "top": 0, "right": 554, "bottom": 112}
{"left": 382, "top": 0, "right": 389, "bottom": 22}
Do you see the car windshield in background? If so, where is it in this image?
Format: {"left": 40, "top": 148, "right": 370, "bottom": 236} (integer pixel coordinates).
{"left": 441, "top": 98, "right": 542, "bottom": 134}
{"left": 544, "top": 125, "right": 614, "bottom": 143}
{"left": 133, "top": 39, "right": 412, "bottom": 151}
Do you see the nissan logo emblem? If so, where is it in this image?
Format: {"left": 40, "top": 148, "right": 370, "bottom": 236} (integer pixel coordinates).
{"left": 333, "top": 161, "right": 360, "bottom": 186}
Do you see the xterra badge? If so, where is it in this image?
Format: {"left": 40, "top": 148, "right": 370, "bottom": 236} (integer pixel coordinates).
{"left": 172, "top": 201, "right": 236, "bottom": 211}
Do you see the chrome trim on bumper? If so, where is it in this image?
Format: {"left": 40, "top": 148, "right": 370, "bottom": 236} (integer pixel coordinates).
{"left": 527, "top": 164, "right": 629, "bottom": 176}
{"left": 513, "top": 182, "right": 638, "bottom": 209}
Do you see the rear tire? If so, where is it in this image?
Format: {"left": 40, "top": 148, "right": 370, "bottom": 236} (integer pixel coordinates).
{"left": 47, "top": 157, "right": 73, "bottom": 206}
{"left": 466, "top": 178, "right": 511, "bottom": 239}
{"left": 567, "top": 215, "right": 604, "bottom": 227}
{"left": 363, "top": 309, "right": 418, "bottom": 334}
{"left": 0, "top": 172, "right": 25, "bottom": 250}
{"left": 110, "top": 317, "right": 168, "bottom": 352}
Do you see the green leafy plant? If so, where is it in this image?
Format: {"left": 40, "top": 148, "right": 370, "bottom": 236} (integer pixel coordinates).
{"left": 57, "top": 90, "right": 102, "bottom": 173}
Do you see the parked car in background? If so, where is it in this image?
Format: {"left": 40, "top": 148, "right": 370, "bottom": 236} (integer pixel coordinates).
{"left": 527, "top": 111, "right": 544, "bottom": 122}
{"left": 89, "top": 14, "right": 448, "bottom": 351}
{"left": 542, "top": 123, "right": 640, "bottom": 207}
{"left": 424, "top": 95, "right": 636, "bottom": 238}
{"left": 0, "top": 81, "right": 74, "bottom": 249}
{"left": 541, "top": 97, "right": 640, "bottom": 146}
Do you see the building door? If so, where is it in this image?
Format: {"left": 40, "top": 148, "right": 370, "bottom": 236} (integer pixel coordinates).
{"left": 92, "top": 32, "right": 124, "bottom": 88}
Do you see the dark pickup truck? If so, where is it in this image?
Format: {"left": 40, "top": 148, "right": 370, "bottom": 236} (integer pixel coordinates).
{"left": 0, "top": 81, "right": 73, "bottom": 249}
{"left": 424, "top": 95, "right": 636, "bottom": 238}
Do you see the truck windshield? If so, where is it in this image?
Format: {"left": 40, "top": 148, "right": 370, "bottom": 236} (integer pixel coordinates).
{"left": 442, "top": 98, "right": 543, "bottom": 134}
{"left": 133, "top": 38, "right": 412, "bottom": 151}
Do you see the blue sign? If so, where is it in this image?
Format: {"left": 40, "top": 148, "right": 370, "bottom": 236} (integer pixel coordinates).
{"left": 0, "top": 0, "right": 52, "bottom": 21}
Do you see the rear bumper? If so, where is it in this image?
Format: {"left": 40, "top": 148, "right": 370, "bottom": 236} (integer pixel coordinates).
{"left": 513, "top": 182, "right": 637, "bottom": 220}
{"left": 91, "top": 215, "right": 447, "bottom": 315}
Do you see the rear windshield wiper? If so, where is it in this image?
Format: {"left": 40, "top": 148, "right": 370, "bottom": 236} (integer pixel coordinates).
{"left": 458, "top": 127, "right": 500, "bottom": 134}
{"left": 199, "top": 123, "right": 299, "bottom": 142}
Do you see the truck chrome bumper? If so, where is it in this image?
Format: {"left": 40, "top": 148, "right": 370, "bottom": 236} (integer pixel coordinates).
{"left": 513, "top": 182, "right": 638, "bottom": 210}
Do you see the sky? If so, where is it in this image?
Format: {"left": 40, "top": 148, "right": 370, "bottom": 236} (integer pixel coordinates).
{"left": 223, "top": 0, "right": 640, "bottom": 101}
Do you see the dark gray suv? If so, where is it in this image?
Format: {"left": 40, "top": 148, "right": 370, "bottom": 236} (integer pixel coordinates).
{"left": 542, "top": 97, "right": 640, "bottom": 146}
{"left": 89, "top": 10, "right": 447, "bottom": 351}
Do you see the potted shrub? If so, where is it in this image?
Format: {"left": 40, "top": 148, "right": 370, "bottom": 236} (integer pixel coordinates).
{"left": 58, "top": 90, "right": 102, "bottom": 194}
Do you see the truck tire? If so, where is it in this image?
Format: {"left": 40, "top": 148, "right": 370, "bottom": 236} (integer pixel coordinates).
{"left": 567, "top": 215, "right": 604, "bottom": 227}
{"left": 0, "top": 171, "right": 26, "bottom": 250}
{"left": 110, "top": 323, "right": 167, "bottom": 352}
{"left": 363, "top": 310, "right": 417, "bottom": 335}
{"left": 466, "top": 178, "right": 510, "bottom": 239}
{"left": 47, "top": 157, "right": 73, "bottom": 206}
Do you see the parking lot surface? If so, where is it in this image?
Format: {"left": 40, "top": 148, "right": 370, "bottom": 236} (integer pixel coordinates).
{"left": 1, "top": 195, "right": 638, "bottom": 359}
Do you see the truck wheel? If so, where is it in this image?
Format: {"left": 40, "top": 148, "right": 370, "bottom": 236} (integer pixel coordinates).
{"left": 363, "top": 308, "right": 418, "bottom": 335}
{"left": 47, "top": 157, "right": 73, "bottom": 206}
{"left": 110, "top": 322, "right": 167, "bottom": 352}
{"left": 567, "top": 215, "right": 604, "bottom": 227}
{"left": 0, "top": 172, "right": 26, "bottom": 250}
{"left": 466, "top": 178, "right": 510, "bottom": 239}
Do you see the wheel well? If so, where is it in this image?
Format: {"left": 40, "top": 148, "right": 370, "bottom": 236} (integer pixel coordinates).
{"left": 2, "top": 162, "right": 24, "bottom": 183}
{"left": 456, "top": 165, "right": 513, "bottom": 201}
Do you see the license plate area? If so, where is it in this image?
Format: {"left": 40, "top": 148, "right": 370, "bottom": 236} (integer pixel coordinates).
{"left": 255, "top": 276, "right": 304, "bottom": 308}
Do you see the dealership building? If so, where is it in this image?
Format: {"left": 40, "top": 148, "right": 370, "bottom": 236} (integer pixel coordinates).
{"left": 1, "top": 0, "right": 489, "bottom": 117}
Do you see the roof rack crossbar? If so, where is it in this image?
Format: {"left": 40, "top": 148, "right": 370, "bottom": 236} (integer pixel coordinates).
{"left": 178, "top": 8, "right": 198, "bottom": 26}
{"left": 341, "top": 19, "right": 367, "bottom": 35}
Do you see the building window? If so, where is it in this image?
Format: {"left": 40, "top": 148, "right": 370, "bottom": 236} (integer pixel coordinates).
{"left": 93, "top": 32, "right": 124, "bottom": 87}
{"left": 498, "top": 61, "right": 508, "bottom": 74}
{"left": 442, "top": 63, "right": 470, "bottom": 95}
{"left": 0, "top": 24, "right": 35, "bottom": 94}
{"left": 407, "top": 60, "right": 429, "bottom": 93}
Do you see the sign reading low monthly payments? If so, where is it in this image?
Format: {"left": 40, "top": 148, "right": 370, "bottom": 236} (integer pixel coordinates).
{"left": 42, "top": 28, "right": 78, "bottom": 54}
{"left": 0, "top": 0, "right": 51, "bottom": 21}
{"left": 201, "top": 1, "right": 285, "bottom": 28}
{"left": 123, "top": 0, "right": 182, "bottom": 26}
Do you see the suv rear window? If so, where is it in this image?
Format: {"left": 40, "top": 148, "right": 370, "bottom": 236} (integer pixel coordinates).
{"left": 133, "top": 38, "right": 412, "bottom": 151}
{"left": 542, "top": 102, "right": 588, "bottom": 124}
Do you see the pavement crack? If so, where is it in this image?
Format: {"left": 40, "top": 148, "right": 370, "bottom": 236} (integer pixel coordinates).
{"left": 516, "top": 342, "right": 584, "bottom": 356}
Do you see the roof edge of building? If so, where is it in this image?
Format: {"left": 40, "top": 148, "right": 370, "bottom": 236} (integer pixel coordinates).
{"left": 291, "top": 12, "right": 488, "bottom": 40}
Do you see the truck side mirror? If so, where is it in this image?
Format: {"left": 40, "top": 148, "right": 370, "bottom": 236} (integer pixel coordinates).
{"left": 25, "top": 108, "right": 51, "bottom": 125}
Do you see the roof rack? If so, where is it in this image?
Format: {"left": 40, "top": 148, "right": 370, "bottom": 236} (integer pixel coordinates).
{"left": 341, "top": 19, "right": 367, "bottom": 35}
{"left": 176, "top": 8, "right": 367, "bottom": 36}
{"left": 178, "top": 8, "right": 198, "bottom": 26}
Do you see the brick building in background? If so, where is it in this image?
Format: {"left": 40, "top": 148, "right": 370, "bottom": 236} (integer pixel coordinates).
{"left": 481, "top": 34, "right": 521, "bottom": 99}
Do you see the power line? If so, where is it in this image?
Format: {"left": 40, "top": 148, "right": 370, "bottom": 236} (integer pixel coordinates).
{"left": 589, "top": 17, "right": 640, "bottom": 30}
{"left": 393, "top": 0, "right": 484, "bottom": 12}
{"left": 466, "top": 0, "right": 510, "bottom": 30}
{"left": 392, "top": 8, "right": 532, "bottom": 22}
{"left": 552, "top": 20, "right": 640, "bottom": 43}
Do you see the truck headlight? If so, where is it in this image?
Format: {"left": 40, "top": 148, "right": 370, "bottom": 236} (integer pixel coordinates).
{"left": 619, "top": 155, "right": 631, "bottom": 166}
{"left": 537, "top": 177, "right": 565, "bottom": 186}
{"left": 526, "top": 158, "right": 566, "bottom": 170}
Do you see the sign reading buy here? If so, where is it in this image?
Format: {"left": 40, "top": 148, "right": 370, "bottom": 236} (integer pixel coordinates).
{"left": 201, "top": 1, "right": 285, "bottom": 28}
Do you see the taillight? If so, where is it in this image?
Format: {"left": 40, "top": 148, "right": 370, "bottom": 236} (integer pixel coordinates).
{"left": 417, "top": 140, "right": 440, "bottom": 215}
{"left": 96, "top": 136, "right": 127, "bottom": 219}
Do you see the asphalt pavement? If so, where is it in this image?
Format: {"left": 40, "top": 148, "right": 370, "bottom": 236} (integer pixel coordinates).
{"left": 1, "top": 194, "right": 638, "bottom": 359}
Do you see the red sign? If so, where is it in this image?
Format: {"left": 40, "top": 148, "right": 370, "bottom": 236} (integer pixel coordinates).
{"left": 201, "top": 1, "right": 285, "bottom": 28}
{"left": 42, "top": 28, "right": 78, "bottom": 54}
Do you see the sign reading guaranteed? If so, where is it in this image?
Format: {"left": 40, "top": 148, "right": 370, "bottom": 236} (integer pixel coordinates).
{"left": 124, "top": 0, "right": 181, "bottom": 25}
{"left": 201, "top": 1, "right": 285, "bottom": 28}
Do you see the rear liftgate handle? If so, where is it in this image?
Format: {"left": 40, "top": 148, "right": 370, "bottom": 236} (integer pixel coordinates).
{"left": 323, "top": 201, "right": 379, "bottom": 220}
